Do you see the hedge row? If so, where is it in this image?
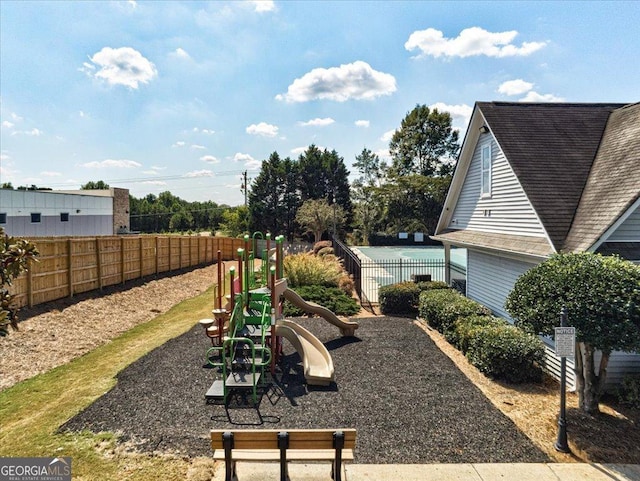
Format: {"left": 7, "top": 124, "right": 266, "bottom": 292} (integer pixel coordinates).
{"left": 418, "top": 289, "right": 545, "bottom": 383}
{"left": 378, "top": 281, "right": 449, "bottom": 316}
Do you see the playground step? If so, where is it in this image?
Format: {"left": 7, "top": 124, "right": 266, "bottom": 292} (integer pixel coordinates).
{"left": 226, "top": 372, "right": 262, "bottom": 388}
{"left": 205, "top": 380, "right": 225, "bottom": 400}
{"left": 237, "top": 325, "right": 265, "bottom": 337}
{"left": 232, "top": 356, "right": 264, "bottom": 366}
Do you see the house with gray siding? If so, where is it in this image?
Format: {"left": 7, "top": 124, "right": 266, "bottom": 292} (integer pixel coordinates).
{"left": 0, "top": 187, "right": 130, "bottom": 237}
{"left": 432, "top": 102, "right": 640, "bottom": 389}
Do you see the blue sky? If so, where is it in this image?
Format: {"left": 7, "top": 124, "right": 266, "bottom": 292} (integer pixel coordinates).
{"left": 1, "top": 1, "right": 639, "bottom": 206}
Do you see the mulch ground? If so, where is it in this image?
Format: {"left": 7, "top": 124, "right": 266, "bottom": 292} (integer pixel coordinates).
{"left": 61, "top": 317, "right": 549, "bottom": 464}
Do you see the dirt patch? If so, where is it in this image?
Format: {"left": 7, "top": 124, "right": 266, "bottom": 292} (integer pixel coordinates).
{"left": 0, "top": 265, "right": 222, "bottom": 391}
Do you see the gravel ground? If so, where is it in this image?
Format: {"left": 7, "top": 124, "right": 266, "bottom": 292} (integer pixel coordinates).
{"left": 61, "top": 316, "right": 549, "bottom": 464}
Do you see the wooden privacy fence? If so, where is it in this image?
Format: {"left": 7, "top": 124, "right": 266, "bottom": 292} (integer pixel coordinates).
{"left": 9, "top": 235, "right": 245, "bottom": 310}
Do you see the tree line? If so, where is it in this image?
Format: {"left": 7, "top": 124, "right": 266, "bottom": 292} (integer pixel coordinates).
{"left": 2, "top": 104, "right": 460, "bottom": 242}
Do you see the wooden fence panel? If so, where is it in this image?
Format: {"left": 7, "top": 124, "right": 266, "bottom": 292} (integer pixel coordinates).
{"left": 7, "top": 235, "right": 246, "bottom": 310}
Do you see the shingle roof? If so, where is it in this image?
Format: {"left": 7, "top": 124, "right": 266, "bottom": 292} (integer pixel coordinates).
{"left": 477, "top": 102, "right": 626, "bottom": 252}
{"left": 431, "top": 230, "right": 554, "bottom": 259}
{"left": 563, "top": 103, "right": 640, "bottom": 252}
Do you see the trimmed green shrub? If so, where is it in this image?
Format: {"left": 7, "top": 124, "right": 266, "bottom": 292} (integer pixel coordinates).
{"left": 446, "top": 315, "right": 508, "bottom": 353}
{"left": 616, "top": 375, "right": 640, "bottom": 410}
{"left": 418, "top": 289, "right": 491, "bottom": 332}
{"left": 379, "top": 281, "right": 450, "bottom": 316}
{"left": 466, "top": 324, "right": 545, "bottom": 383}
{"left": 282, "top": 285, "right": 360, "bottom": 317}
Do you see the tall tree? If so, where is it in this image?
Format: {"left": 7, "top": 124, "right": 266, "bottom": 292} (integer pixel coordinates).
{"left": 81, "top": 180, "right": 110, "bottom": 189}
{"left": 248, "top": 152, "right": 300, "bottom": 239}
{"left": 380, "top": 174, "right": 451, "bottom": 234}
{"left": 351, "top": 148, "right": 386, "bottom": 244}
{"left": 298, "top": 145, "right": 352, "bottom": 232}
{"left": 389, "top": 104, "right": 459, "bottom": 177}
{"left": 295, "top": 198, "right": 345, "bottom": 243}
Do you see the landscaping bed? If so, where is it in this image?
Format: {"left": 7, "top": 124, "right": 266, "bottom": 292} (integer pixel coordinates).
{"left": 61, "top": 316, "right": 549, "bottom": 464}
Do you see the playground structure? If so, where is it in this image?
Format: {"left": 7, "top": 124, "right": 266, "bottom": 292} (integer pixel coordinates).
{"left": 202, "top": 232, "right": 359, "bottom": 408}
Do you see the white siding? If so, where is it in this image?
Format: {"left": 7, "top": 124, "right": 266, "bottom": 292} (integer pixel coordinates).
{"left": 467, "top": 249, "right": 640, "bottom": 390}
{"left": 467, "top": 250, "right": 535, "bottom": 319}
{"left": 449, "top": 134, "right": 546, "bottom": 237}
{"left": 608, "top": 206, "right": 640, "bottom": 241}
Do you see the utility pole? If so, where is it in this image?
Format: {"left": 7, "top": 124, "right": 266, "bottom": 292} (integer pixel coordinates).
{"left": 240, "top": 170, "right": 248, "bottom": 209}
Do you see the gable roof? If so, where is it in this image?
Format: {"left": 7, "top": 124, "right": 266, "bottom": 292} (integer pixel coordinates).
{"left": 563, "top": 102, "right": 640, "bottom": 252}
{"left": 476, "top": 101, "right": 625, "bottom": 252}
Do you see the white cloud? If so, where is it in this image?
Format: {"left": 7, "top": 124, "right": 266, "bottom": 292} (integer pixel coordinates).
{"left": 246, "top": 122, "right": 279, "bottom": 137}
{"left": 11, "top": 128, "right": 43, "bottom": 136}
{"left": 191, "top": 144, "right": 206, "bottom": 150}
{"left": 520, "top": 91, "right": 565, "bottom": 102}
{"left": 11, "top": 112, "right": 23, "bottom": 122}
{"left": 184, "top": 169, "right": 214, "bottom": 178}
{"left": 41, "top": 171, "right": 62, "bottom": 177}
{"left": 172, "top": 141, "right": 186, "bottom": 147}
{"left": 140, "top": 180, "right": 167, "bottom": 186}
{"left": 276, "top": 61, "right": 396, "bottom": 103}
{"left": 2, "top": 121, "right": 14, "bottom": 129}
{"left": 355, "top": 120, "right": 370, "bottom": 128}
{"left": 291, "top": 146, "right": 307, "bottom": 156}
{"left": 250, "top": 0, "right": 275, "bottom": 12}
{"left": 233, "top": 152, "right": 262, "bottom": 170}
{"left": 172, "top": 48, "right": 191, "bottom": 59}
{"left": 200, "top": 155, "right": 219, "bottom": 163}
{"left": 381, "top": 129, "right": 395, "bottom": 142}
{"left": 200, "top": 128, "right": 215, "bottom": 135}
{"left": 374, "top": 148, "right": 390, "bottom": 160}
{"left": 85, "top": 47, "right": 157, "bottom": 89}
{"left": 299, "top": 118, "right": 335, "bottom": 127}
{"left": 498, "top": 79, "right": 534, "bottom": 96}
{"left": 81, "top": 159, "right": 142, "bottom": 168}
{"left": 405, "top": 27, "right": 546, "bottom": 58}
{"left": 429, "top": 102, "right": 473, "bottom": 125}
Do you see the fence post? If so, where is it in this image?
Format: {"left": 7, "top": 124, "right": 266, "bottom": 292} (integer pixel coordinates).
{"left": 68, "top": 239, "right": 74, "bottom": 298}
{"left": 27, "top": 265, "right": 33, "bottom": 308}
{"left": 139, "top": 236, "right": 144, "bottom": 277}
{"left": 121, "top": 237, "right": 125, "bottom": 284}
{"left": 155, "top": 236, "right": 159, "bottom": 275}
{"left": 96, "top": 238, "right": 103, "bottom": 290}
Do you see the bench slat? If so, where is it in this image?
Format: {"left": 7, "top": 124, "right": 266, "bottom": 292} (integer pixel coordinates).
{"left": 210, "top": 429, "right": 356, "bottom": 450}
{"left": 212, "top": 449, "right": 355, "bottom": 461}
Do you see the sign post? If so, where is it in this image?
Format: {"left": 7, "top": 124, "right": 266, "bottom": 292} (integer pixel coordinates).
{"left": 554, "top": 307, "right": 574, "bottom": 453}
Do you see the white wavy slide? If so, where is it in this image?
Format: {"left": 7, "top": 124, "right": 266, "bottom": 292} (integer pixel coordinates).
{"left": 275, "top": 319, "right": 335, "bottom": 386}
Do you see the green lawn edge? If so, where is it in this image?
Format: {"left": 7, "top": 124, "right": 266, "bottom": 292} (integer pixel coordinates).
{"left": 0, "top": 286, "right": 217, "bottom": 480}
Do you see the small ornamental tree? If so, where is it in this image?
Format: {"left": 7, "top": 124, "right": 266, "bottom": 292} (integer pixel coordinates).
{"left": 505, "top": 252, "right": 640, "bottom": 413}
{"left": 1, "top": 227, "right": 39, "bottom": 336}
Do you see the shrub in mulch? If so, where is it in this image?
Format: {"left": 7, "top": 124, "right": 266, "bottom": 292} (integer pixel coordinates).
{"left": 418, "top": 288, "right": 544, "bottom": 384}
{"left": 379, "top": 281, "right": 448, "bottom": 316}
{"left": 282, "top": 285, "right": 360, "bottom": 317}
{"left": 418, "top": 288, "right": 491, "bottom": 332}
{"left": 466, "top": 324, "right": 545, "bottom": 383}
{"left": 617, "top": 375, "right": 640, "bottom": 409}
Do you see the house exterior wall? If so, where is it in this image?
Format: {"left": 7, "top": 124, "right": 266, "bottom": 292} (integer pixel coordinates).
{"left": 0, "top": 190, "right": 114, "bottom": 236}
{"left": 607, "top": 205, "right": 640, "bottom": 241}
{"left": 467, "top": 250, "right": 535, "bottom": 319}
{"left": 449, "top": 132, "right": 546, "bottom": 238}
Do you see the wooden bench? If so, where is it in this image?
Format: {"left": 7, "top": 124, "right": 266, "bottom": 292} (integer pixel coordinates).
{"left": 210, "top": 428, "right": 356, "bottom": 481}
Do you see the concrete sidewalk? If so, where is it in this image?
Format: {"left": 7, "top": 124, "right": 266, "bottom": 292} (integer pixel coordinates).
{"left": 213, "top": 462, "right": 640, "bottom": 481}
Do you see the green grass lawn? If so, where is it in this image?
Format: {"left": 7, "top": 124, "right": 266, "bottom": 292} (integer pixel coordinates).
{"left": 0, "top": 286, "right": 218, "bottom": 481}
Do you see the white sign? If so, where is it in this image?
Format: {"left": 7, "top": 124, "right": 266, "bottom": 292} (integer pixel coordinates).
{"left": 554, "top": 327, "right": 576, "bottom": 357}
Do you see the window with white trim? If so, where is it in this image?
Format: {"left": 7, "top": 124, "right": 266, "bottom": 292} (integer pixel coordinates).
{"left": 31, "top": 213, "right": 41, "bottom": 223}
{"left": 60, "top": 212, "right": 69, "bottom": 222}
{"left": 480, "top": 143, "right": 492, "bottom": 197}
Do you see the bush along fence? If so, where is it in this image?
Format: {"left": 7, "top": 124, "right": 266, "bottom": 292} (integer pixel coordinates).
{"left": 8, "top": 235, "right": 245, "bottom": 310}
